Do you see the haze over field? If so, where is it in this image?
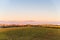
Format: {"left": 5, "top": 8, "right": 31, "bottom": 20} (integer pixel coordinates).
{"left": 0, "top": 0, "right": 60, "bottom": 24}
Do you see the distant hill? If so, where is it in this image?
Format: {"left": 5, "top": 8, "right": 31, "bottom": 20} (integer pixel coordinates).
{"left": 0, "top": 21, "right": 59, "bottom": 25}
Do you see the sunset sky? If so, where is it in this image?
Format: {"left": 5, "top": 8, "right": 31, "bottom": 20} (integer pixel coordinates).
{"left": 0, "top": 0, "right": 59, "bottom": 22}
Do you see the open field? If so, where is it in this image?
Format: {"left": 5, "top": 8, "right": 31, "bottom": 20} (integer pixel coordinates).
{"left": 0, "top": 27, "right": 60, "bottom": 40}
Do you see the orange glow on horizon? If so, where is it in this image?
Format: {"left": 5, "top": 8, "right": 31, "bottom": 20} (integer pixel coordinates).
{"left": 0, "top": 16, "right": 59, "bottom": 22}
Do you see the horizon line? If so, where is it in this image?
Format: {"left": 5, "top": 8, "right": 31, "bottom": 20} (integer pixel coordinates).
{"left": 0, "top": 20, "right": 59, "bottom": 22}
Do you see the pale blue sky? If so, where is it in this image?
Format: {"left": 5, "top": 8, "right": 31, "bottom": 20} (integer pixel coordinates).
{"left": 0, "top": 0, "right": 59, "bottom": 22}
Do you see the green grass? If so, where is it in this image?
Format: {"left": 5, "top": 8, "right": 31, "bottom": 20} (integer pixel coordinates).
{"left": 0, "top": 27, "right": 60, "bottom": 40}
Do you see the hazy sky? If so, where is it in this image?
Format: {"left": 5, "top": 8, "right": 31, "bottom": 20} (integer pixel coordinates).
{"left": 0, "top": 0, "right": 60, "bottom": 22}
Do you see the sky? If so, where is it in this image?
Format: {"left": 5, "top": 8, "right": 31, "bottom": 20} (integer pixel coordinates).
{"left": 0, "top": 0, "right": 60, "bottom": 22}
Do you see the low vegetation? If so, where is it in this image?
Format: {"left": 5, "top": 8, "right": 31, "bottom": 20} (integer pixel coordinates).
{"left": 0, "top": 27, "right": 60, "bottom": 40}
{"left": 0, "top": 24, "right": 60, "bottom": 29}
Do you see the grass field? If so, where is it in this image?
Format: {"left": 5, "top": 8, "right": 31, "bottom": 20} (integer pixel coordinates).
{"left": 0, "top": 27, "right": 60, "bottom": 40}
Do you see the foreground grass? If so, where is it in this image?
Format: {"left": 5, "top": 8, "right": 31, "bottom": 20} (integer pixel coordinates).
{"left": 0, "top": 27, "right": 60, "bottom": 40}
